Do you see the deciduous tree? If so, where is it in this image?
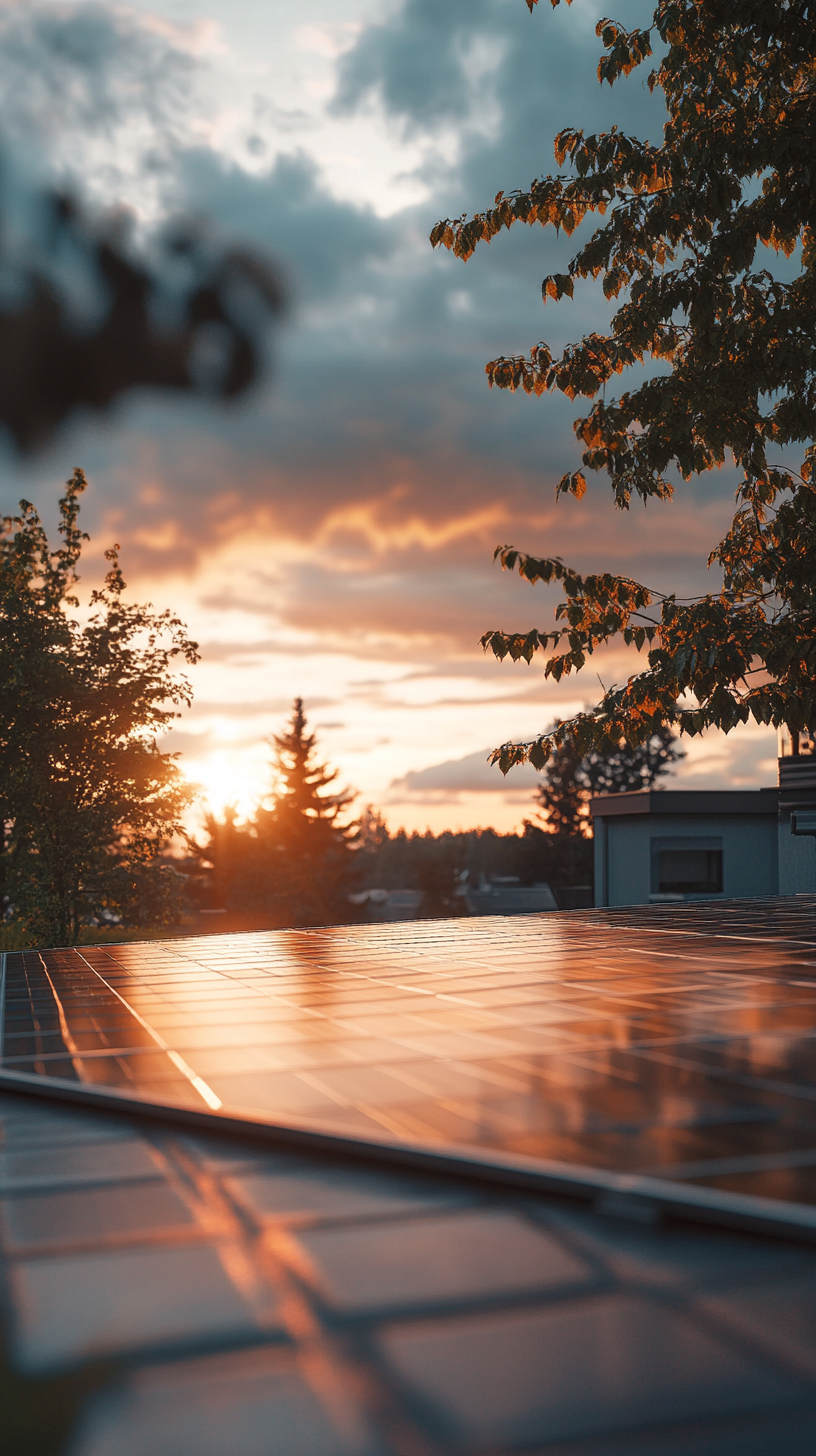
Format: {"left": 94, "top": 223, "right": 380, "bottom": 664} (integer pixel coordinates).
{"left": 0, "top": 468, "right": 198, "bottom": 945}
{"left": 531, "top": 721, "right": 683, "bottom": 839}
{"left": 432, "top": 0, "right": 816, "bottom": 769}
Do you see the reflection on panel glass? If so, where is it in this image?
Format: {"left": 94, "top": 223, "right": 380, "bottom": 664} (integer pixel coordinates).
{"left": 3, "top": 898, "right": 816, "bottom": 1209}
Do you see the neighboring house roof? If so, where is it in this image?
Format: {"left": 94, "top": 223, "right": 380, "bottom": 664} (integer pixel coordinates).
{"left": 465, "top": 884, "right": 559, "bottom": 915}
{"left": 349, "top": 888, "right": 426, "bottom": 921}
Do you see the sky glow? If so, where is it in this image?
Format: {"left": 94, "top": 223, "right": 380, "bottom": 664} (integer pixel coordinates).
{"left": 0, "top": 0, "right": 778, "bottom": 835}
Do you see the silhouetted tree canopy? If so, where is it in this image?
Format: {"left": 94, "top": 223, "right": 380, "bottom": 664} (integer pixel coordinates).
{"left": 0, "top": 191, "right": 284, "bottom": 453}
{"left": 580, "top": 722, "right": 684, "bottom": 797}
{"left": 0, "top": 468, "right": 198, "bottom": 944}
{"left": 531, "top": 736, "right": 587, "bottom": 842}
{"left": 432, "top": 0, "right": 816, "bottom": 769}
{"left": 532, "top": 721, "right": 684, "bottom": 839}
{"left": 350, "top": 821, "right": 593, "bottom": 912}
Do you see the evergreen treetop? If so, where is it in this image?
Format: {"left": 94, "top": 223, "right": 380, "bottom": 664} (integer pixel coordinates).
{"left": 196, "top": 700, "right": 358, "bottom": 929}
{"left": 258, "top": 698, "right": 357, "bottom": 854}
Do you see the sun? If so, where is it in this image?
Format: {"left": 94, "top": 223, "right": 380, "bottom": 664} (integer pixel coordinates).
{"left": 182, "top": 745, "right": 270, "bottom": 824}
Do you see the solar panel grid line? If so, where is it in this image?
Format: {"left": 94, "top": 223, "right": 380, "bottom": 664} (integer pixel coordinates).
{"left": 35, "top": 953, "right": 89, "bottom": 1084}
{"left": 626, "top": 1045, "right": 816, "bottom": 1103}
{"left": 11, "top": 953, "right": 73, "bottom": 1078}
{"left": 37, "top": 947, "right": 223, "bottom": 1113}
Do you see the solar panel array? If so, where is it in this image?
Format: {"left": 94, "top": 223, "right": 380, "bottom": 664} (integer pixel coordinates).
{"left": 3, "top": 897, "right": 816, "bottom": 1210}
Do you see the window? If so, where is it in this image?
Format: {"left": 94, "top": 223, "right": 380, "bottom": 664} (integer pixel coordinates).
{"left": 651, "top": 838, "right": 723, "bottom": 896}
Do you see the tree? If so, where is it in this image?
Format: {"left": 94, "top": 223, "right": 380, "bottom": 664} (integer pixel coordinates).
{"left": 0, "top": 190, "right": 284, "bottom": 455}
{"left": 351, "top": 821, "right": 593, "bottom": 906}
{"left": 531, "top": 721, "right": 684, "bottom": 839}
{"left": 196, "top": 804, "right": 249, "bottom": 915}
{"left": 431, "top": 0, "right": 816, "bottom": 771}
{"left": 104, "top": 860, "right": 187, "bottom": 932}
{"left": 532, "top": 735, "right": 587, "bottom": 841}
{"left": 0, "top": 468, "right": 198, "bottom": 945}
{"left": 197, "top": 700, "right": 358, "bottom": 928}
{"left": 256, "top": 698, "right": 357, "bottom": 861}
{"left": 580, "top": 722, "right": 684, "bottom": 796}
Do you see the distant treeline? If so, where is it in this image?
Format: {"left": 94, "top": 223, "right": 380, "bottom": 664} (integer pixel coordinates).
{"left": 0, "top": 661, "right": 682, "bottom": 944}
{"left": 188, "top": 816, "right": 593, "bottom": 930}
{"left": 184, "top": 701, "right": 683, "bottom": 931}
{"left": 350, "top": 815, "right": 593, "bottom": 916}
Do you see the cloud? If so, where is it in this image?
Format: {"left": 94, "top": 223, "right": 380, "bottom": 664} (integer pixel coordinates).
{"left": 1, "top": 0, "right": 729, "bottom": 626}
{"left": 391, "top": 745, "right": 541, "bottom": 794}
{"left": 185, "top": 695, "right": 337, "bottom": 719}
{"left": 177, "top": 147, "right": 392, "bottom": 302}
{"left": 332, "top": 0, "right": 665, "bottom": 181}
{"left": 331, "top": 0, "right": 506, "bottom": 134}
{"left": 0, "top": 0, "right": 772, "bottom": 824}
{"left": 0, "top": 3, "right": 203, "bottom": 211}
{"left": 669, "top": 724, "right": 779, "bottom": 792}
{"left": 386, "top": 722, "right": 780, "bottom": 821}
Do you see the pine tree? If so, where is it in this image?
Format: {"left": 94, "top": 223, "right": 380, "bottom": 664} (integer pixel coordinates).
{"left": 256, "top": 698, "right": 357, "bottom": 861}
{"left": 197, "top": 700, "right": 357, "bottom": 928}
{"left": 255, "top": 699, "right": 357, "bottom": 925}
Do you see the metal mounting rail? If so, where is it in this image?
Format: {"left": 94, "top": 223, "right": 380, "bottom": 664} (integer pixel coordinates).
{"left": 2, "top": 1065, "right": 816, "bottom": 1248}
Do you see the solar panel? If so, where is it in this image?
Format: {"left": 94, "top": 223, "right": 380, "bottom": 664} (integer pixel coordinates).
{"left": 2, "top": 897, "right": 816, "bottom": 1237}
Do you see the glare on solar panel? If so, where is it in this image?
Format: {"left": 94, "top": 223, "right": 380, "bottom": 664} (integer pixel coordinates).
{"left": 2, "top": 899, "right": 816, "bottom": 1240}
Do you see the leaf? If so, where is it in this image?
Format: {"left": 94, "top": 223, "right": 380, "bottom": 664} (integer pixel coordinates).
{"left": 556, "top": 471, "right": 587, "bottom": 500}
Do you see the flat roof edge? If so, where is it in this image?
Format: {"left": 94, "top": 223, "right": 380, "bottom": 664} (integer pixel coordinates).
{"left": 590, "top": 788, "right": 780, "bottom": 818}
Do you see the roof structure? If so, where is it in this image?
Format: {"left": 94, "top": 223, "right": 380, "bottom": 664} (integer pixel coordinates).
{"left": 590, "top": 788, "right": 781, "bottom": 818}
{"left": 3, "top": 900, "right": 816, "bottom": 1453}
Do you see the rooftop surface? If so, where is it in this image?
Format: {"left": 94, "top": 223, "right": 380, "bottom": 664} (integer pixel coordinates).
{"left": 3, "top": 900, "right": 816, "bottom": 1453}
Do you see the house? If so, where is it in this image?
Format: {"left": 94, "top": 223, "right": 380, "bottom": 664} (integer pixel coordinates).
{"left": 591, "top": 749, "right": 816, "bottom": 907}
{"left": 349, "top": 878, "right": 577, "bottom": 920}
{"left": 348, "top": 888, "right": 426, "bottom": 921}
{"left": 464, "top": 876, "right": 559, "bottom": 916}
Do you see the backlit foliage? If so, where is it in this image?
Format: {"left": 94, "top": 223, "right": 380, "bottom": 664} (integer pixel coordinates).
{"left": 431, "top": 0, "right": 816, "bottom": 769}
{"left": 0, "top": 469, "right": 198, "bottom": 944}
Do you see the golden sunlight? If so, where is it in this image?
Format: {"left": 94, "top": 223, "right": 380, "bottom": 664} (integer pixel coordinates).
{"left": 183, "top": 746, "right": 269, "bottom": 823}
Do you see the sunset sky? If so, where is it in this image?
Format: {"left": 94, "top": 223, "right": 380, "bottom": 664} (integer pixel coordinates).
{"left": 0, "top": 0, "right": 778, "bottom": 834}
